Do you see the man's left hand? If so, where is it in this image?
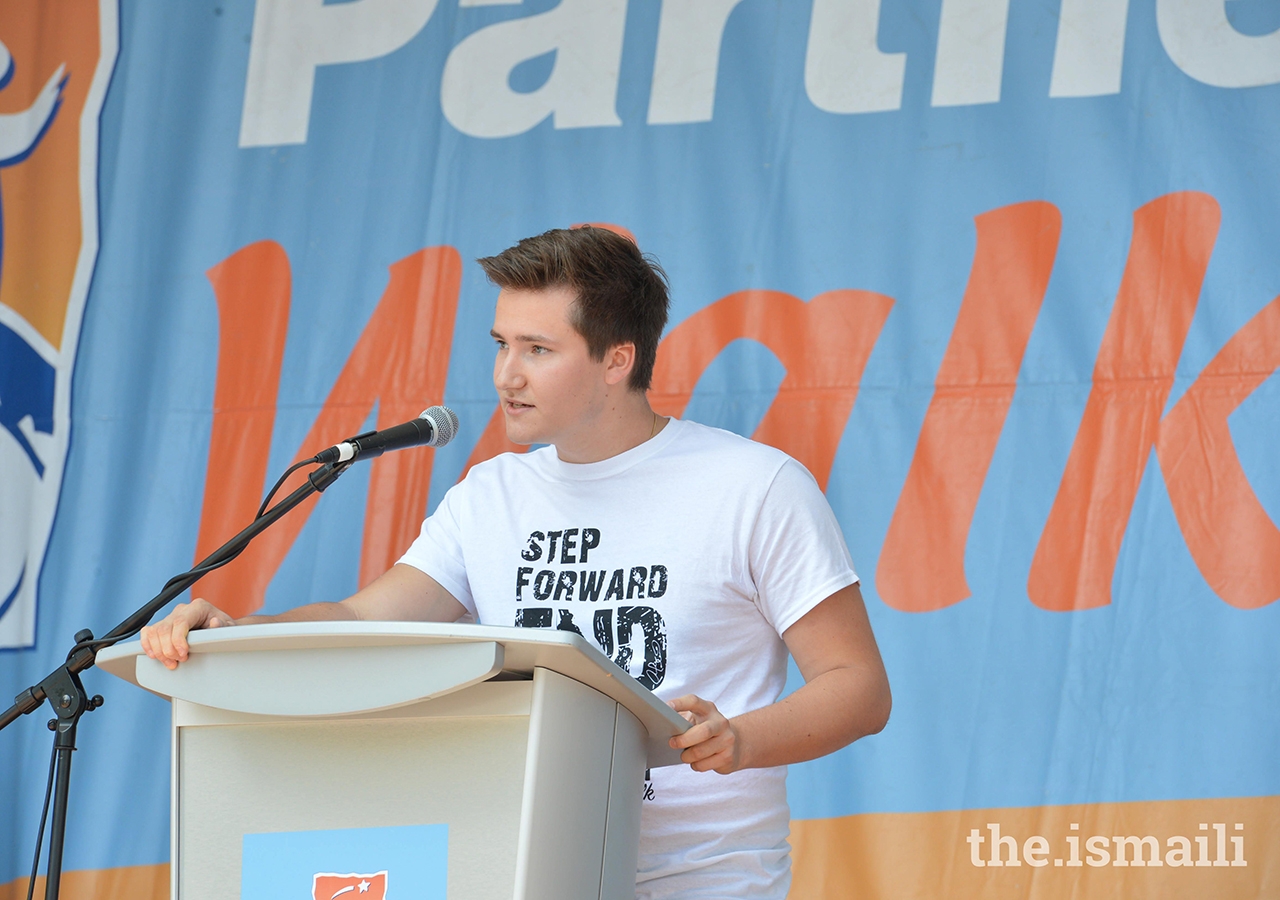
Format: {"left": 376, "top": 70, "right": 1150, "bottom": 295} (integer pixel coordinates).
{"left": 668, "top": 695, "right": 744, "bottom": 774}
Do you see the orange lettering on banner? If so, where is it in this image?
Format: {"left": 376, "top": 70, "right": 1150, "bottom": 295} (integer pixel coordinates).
{"left": 648, "top": 289, "right": 894, "bottom": 490}
{"left": 1156, "top": 296, "right": 1280, "bottom": 609}
{"left": 1028, "top": 192, "right": 1221, "bottom": 611}
{"left": 354, "top": 250, "right": 462, "bottom": 585}
{"left": 878, "top": 201, "right": 1060, "bottom": 612}
{"left": 195, "top": 247, "right": 462, "bottom": 617}
{"left": 194, "top": 242, "right": 292, "bottom": 616}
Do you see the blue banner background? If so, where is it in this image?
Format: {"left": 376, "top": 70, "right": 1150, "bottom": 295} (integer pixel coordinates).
{"left": 2, "top": 0, "right": 1278, "bottom": 882}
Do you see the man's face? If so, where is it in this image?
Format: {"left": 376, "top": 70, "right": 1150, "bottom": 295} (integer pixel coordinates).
{"left": 491, "top": 286, "right": 612, "bottom": 449}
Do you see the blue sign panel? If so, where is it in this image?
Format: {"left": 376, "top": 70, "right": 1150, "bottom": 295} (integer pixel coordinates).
{"left": 241, "top": 824, "right": 448, "bottom": 900}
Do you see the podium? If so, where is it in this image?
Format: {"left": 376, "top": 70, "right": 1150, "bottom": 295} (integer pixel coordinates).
{"left": 97, "top": 622, "right": 688, "bottom": 900}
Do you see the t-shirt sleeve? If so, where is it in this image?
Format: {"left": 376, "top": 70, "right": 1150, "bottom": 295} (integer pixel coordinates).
{"left": 396, "top": 481, "right": 476, "bottom": 618}
{"left": 749, "top": 457, "right": 859, "bottom": 635}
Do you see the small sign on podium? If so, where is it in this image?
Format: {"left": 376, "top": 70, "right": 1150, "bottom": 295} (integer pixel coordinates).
{"left": 241, "top": 824, "right": 448, "bottom": 900}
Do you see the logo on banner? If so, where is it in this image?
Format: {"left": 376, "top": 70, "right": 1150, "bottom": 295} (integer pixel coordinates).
{"left": 313, "top": 872, "right": 387, "bottom": 900}
{"left": 0, "top": 1, "right": 117, "bottom": 647}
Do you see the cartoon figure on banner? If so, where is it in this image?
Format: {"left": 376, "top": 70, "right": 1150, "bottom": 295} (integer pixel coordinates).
{"left": 0, "top": 40, "right": 65, "bottom": 169}
{"left": 0, "top": 38, "right": 65, "bottom": 628}
{"left": 0, "top": 2, "right": 118, "bottom": 648}
{"left": 0, "top": 38, "right": 65, "bottom": 472}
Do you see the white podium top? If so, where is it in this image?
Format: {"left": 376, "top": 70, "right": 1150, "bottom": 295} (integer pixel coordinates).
{"left": 97, "top": 621, "right": 688, "bottom": 766}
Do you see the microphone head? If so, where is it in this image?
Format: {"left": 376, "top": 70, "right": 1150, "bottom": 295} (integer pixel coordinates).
{"left": 420, "top": 406, "right": 460, "bottom": 447}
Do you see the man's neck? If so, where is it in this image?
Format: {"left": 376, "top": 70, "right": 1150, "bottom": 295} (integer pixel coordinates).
{"left": 554, "top": 393, "right": 666, "bottom": 465}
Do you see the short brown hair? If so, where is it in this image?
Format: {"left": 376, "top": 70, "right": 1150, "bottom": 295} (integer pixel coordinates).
{"left": 477, "top": 227, "right": 670, "bottom": 391}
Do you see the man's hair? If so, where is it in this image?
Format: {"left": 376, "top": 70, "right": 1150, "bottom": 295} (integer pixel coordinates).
{"left": 477, "top": 227, "right": 670, "bottom": 391}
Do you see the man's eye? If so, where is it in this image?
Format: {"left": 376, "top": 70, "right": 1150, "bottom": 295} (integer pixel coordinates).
{"left": 495, "top": 340, "right": 508, "bottom": 350}
{"left": 532, "top": 345, "right": 549, "bottom": 354}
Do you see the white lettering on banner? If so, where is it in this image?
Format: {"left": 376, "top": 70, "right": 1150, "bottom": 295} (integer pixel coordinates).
{"left": 647, "top": 0, "right": 746, "bottom": 125}
{"left": 931, "top": 0, "right": 1011, "bottom": 106}
{"left": 239, "top": 0, "right": 439, "bottom": 147}
{"left": 440, "top": 0, "right": 627, "bottom": 138}
{"left": 235, "top": 0, "right": 1280, "bottom": 146}
{"left": 804, "top": 0, "right": 906, "bottom": 113}
{"left": 1049, "top": 0, "right": 1130, "bottom": 96}
{"left": 1157, "top": 0, "right": 1280, "bottom": 88}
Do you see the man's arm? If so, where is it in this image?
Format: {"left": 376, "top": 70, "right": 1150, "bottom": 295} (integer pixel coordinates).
{"left": 668, "top": 582, "right": 890, "bottom": 773}
{"left": 139, "top": 564, "right": 467, "bottom": 670}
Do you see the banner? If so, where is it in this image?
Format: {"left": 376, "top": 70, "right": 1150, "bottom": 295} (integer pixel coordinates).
{"left": 2, "top": 1, "right": 1278, "bottom": 896}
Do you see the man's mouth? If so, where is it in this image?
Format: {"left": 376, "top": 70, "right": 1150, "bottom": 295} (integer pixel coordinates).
{"left": 506, "top": 400, "right": 534, "bottom": 409}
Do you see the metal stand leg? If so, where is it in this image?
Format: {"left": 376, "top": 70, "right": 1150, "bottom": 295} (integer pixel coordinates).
{"left": 44, "top": 718, "right": 78, "bottom": 900}
{"left": 0, "top": 460, "right": 350, "bottom": 900}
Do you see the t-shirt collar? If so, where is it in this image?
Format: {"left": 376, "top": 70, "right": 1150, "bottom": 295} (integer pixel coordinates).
{"left": 536, "top": 416, "right": 685, "bottom": 482}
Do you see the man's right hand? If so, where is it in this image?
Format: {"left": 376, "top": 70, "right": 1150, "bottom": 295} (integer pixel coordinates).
{"left": 140, "top": 599, "right": 236, "bottom": 670}
{"left": 135, "top": 565, "right": 468, "bottom": 671}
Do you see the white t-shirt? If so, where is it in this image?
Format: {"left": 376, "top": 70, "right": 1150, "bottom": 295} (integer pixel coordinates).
{"left": 399, "top": 417, "right": 858, "bottom": 899}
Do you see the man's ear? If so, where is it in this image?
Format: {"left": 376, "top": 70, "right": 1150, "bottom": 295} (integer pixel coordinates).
{"left": 603, "top": 342, "right": 637, "bottom": 387}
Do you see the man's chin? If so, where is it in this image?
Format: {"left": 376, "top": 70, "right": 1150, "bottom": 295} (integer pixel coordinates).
{"left": 502, "top": 419, "right": 545, "bottom": 448}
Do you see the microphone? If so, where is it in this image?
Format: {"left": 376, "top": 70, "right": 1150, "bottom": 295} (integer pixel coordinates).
{"left": 315, "top": 406, "right": 459, "bottom": 464}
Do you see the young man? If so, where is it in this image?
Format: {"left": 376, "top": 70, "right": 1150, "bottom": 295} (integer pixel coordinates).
{"left": 142, "top": 227, "right": 891, "bottom": 899}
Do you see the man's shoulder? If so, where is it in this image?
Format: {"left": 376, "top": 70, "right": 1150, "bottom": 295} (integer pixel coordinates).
{"left": 667, "top": 419, "right": 792, "bottom": 474}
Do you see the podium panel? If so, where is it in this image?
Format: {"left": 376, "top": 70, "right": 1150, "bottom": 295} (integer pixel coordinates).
{"left": 177, "top": 684, "right": 530, "bottom": 900}
{"left": 98, "top": 623, "right": 685, "bottom": 900}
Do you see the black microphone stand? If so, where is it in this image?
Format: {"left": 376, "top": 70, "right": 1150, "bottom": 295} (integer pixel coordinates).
{"left": 0, "top": 459, "right": 352, "bottom": 900}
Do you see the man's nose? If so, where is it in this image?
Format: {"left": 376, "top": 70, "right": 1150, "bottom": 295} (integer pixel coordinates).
{"left": 494, "top": 352, "right": 525, "bottom": 390}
